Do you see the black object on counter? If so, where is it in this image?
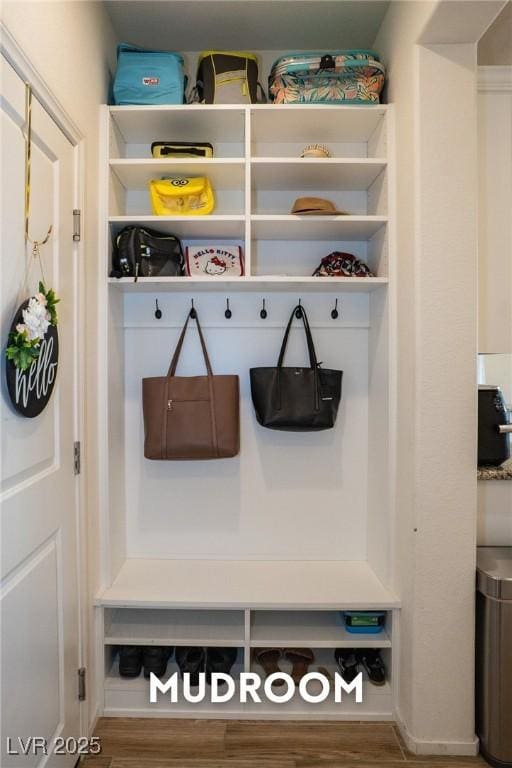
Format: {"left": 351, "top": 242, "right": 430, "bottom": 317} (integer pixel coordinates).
{"left": 478, "top": 386, "right": 511, "bottom": 467}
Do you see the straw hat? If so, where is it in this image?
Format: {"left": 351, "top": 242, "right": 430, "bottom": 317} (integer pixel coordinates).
{"left": 291, "top": 197, "right": 347, "bottom": 215}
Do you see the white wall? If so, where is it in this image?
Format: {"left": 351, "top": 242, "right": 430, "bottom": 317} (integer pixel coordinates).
{"left": 374, "top": 1, "right": 482, "bottom": 755}
{"left": 479, "top": 355, "right": 512, "bottom": 404}
{"left": 121, "top": 294, "right": 370, "bottom": 561}
{"left": 374, "top": 1, "right": 434, "bottom": 732}
{"left": 412, "top": 41, "right": 478, "bottom": 752}
{"left": 1, "top": 0, "right": 117, "bottom": 731}
{"left": 478, "top": 76, "right": 512, "bottom": 353}
{"left": 478, "top": 482, "right": 512, "bottom": 544}
{"left": 478, "top": 1, "right": 512, "bottom": 65}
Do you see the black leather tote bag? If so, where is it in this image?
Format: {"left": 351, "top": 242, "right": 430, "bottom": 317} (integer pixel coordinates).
{"left": 250, "top": 305, "right": 342, "bottom": 431}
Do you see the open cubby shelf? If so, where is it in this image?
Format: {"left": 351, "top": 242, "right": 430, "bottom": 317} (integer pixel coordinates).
{"left": 104, "top": 612, "right": 391, "bottom": 650}
{"left": 250, "top": 611, "right": 392, "bottom": 648}
{"left": 102, "top": 605, "right": 394, "bottom": 648}
{"left": 102, "top": 624, "right": 394, "bottom": 719}
{"left": 108, "top": 104, "right": 387, "bottom": 150}
{"left": 99, "top": 101, "right": 397, "bottom": 720}
{"left": 104, "top": 608, "right": 246, "bottom": 647}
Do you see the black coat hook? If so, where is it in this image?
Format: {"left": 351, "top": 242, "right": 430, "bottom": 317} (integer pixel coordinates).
{"left": 295, "top": 299, "right": 303, "bottom": 319}
{"left": 331, "top": 298, "right": 339, "bottom": 320}
{"left": 190, "top": 299, "right": 196, "bottom": 319}
{"left": 154, "top": 299, "right": 162, "bottom": 320}
{"left": 225, "top": 298, "right": 232, "bottom": 319}
{"left": 260, "top": 298, "right": 267, "bottom": 319}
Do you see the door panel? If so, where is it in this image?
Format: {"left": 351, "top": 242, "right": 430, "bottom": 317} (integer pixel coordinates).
{"left": 2, "top": 537, "right": 62, "bottom": 768}
{"left": 1, "top": 53, "right": 80, "bottom": 768}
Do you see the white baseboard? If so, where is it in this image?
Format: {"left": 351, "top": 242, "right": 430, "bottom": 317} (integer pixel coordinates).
{"left": 88, "top": 705, "right": 101, "bottom": 737}
{"left": 396, "top": 715, "right": 479, "bottom": 757}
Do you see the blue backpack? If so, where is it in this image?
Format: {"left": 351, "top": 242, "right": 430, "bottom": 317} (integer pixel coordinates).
{"left": 113, "top": 44, "right": 185, "bottom": 105}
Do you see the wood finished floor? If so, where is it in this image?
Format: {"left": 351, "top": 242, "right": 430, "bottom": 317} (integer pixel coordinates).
{"left": 85, "top": 719, "right": 487, "bottom": 768}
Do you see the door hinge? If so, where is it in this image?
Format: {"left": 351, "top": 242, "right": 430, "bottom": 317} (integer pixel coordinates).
{"left": 73, "top": 209, "right": 81, "bottom": 242}
{"left": 78, "top": 667, "right": 86, "bottom": 701}
{"left": 74, "top": 441, "right": 81, "bottom": 475}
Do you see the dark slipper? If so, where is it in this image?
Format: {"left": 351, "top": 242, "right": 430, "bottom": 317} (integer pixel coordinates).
{"left": 142, "top": 646, "right": 173, "bottom": 679}
{"left": 118, "top": 646, "right": 143, "bottom": 678}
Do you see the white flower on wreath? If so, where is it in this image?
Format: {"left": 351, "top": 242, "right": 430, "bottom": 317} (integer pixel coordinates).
{"left": 22, "top": 295, "right": 50, "bottom": 342}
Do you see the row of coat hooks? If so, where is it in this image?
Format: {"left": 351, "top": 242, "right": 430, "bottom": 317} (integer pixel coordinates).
{"left": 154, "top": 298, "right": 340, "bottom": 321}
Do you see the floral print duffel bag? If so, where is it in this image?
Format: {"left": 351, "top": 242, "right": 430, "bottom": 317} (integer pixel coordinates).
{"left": 268, "top": 50, "right": 385, "bottom": 104}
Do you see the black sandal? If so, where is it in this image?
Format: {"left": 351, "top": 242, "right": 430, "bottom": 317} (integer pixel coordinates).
{"left": 358, "top": 649, "right": 386, "bottom": 686}
{"left": 175, "top": 646, "right": 205, "bottom": 687}
{"left": 334, "top": 648, "right": 359, "bottom": 683}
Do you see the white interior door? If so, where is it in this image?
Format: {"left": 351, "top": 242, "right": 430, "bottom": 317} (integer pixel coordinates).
{"left": 1, "top": 54, "right": 81, "bottom": 767}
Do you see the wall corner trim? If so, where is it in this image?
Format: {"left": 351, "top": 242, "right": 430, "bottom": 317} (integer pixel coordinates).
{"left": 396, "top": 716, "right": 480, "bottom": 757}
{"left": 478, "top": 65, "right": 512, "bottom": 91}
{"left": 0, "top": 21, "right": 83, "bottom": 144}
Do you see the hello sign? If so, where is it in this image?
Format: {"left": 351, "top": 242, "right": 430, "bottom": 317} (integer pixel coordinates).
{"left": 6, "top": 300, "right": 59, "bottom": 418}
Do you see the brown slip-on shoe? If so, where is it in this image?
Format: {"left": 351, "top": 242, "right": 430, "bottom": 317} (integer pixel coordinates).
{"left": 284, "top": 647, "right": 315, "bottom": 684}
{"left": 253, "top": 648, "right": 285, "bottom": 686}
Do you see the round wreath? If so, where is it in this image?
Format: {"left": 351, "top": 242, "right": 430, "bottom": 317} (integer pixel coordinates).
{"left": 5, "top": 282, "right": 59, "bottom": 371}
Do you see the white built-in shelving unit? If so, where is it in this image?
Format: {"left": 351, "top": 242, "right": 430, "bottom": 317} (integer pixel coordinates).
{"left": 96, "top": 100, "right": 398, "bottom": 720}
{"left": 107, "top": 103, "right": 390, "bottom": 290}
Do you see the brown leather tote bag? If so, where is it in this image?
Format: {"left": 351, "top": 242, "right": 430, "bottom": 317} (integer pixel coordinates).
{"left": 143, "top": 310, "right": 239, "bottom": 460}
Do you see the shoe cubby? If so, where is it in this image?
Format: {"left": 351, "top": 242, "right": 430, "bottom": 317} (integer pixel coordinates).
{"left": 105, "top": 643, "right": 246, "bottom": 716}
{"left": 250, "top": 647, "right": 392, "bottom": 719}
{"left": 99, "top": 606, "right": 396, "bottom": 719}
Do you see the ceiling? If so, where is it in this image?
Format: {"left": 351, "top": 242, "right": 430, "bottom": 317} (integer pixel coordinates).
{"left": 104, "top": 1, "right": 390, "bottom": 51}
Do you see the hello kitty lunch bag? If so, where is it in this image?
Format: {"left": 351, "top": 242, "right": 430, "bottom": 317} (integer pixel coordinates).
{"left": 185, "top": 246, "right": 244, "bottom": 277}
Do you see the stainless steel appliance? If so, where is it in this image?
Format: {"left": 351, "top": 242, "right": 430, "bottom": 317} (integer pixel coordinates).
{"left": 476, "top": 547, "right": 512, "bottom": 767}
{"left": 478, "top": 386, "right": 511, "bottom": 466}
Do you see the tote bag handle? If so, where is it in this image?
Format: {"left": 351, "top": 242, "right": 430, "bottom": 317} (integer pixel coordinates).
{"left": 276, "top": 305, "right": 320, "bottom": 412}
{"left": 277, "top": 305, "right": 319, "bottom": 370}
{"left": 167, "top": 310, "right": 213, "bottom": 377}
